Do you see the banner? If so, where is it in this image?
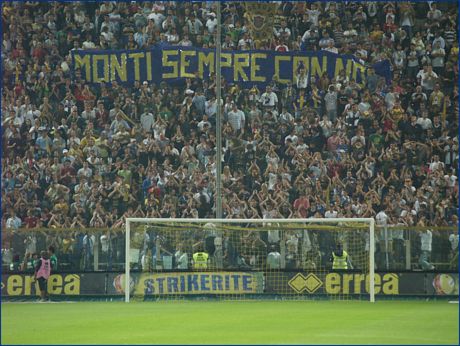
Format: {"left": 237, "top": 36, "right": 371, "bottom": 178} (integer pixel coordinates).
{"left": 109, "top": 272, "right": 265, "bottom": 296}
{"left": 1, "top": 273, "right": 104, "bottom": 296}
{"left": 72, "top": 46, "right": 391, "bottom": 88}
{"left": 4, "top": 271, "right": 453, "bottom": 297}
{"left": 265, "top": 272, "right": 459, "bottom": 296}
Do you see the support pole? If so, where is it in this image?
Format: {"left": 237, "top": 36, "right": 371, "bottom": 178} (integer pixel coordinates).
{"left": 369, "top": 219, "right": 375, "bottom": 303}
{"left": 125, "top": 220, "right": 130, "bottom": 303}
{"left": 215, "top": 1, "right": 222, "bottom": 219}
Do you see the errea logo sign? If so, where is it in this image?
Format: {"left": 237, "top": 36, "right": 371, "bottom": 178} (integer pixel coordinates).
{"left": 288, "top": 273, "right": 323, "bottom": 293}
{"left": 288, "top": 273, "right": 399, "bottom": 295}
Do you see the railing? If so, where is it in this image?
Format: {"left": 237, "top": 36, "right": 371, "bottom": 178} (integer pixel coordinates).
{"left": 2, "top": 224, "right": 457, "bottom": 273}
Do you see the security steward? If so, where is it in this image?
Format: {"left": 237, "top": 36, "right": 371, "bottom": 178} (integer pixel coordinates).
{"left": 192, "top": 247, "right": 209, "bottom": 270}
{"left": 330, "top": 243, "right": 353, "bottom": 270}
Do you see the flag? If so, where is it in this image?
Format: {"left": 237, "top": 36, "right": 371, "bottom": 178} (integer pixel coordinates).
{"left": 243, "top": 3, "right": 278, "bottom": 48}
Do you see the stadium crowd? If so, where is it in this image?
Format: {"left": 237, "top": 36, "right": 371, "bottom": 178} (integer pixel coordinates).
{"left": 1, "top": 2, "right": 458, "bottom": 271}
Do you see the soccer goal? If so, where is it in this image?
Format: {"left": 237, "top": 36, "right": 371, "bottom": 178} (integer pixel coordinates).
{"left": 123, "top": 218, "right": 375, "bottom": 302}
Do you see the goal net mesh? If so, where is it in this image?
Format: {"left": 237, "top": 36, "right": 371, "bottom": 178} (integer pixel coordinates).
{"left": 124, "top": 219, "right": 373, "bottom": 301}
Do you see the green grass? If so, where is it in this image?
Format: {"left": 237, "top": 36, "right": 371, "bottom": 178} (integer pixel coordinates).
{"left": 1, "top": 300, "right": 458, "bottom": 344}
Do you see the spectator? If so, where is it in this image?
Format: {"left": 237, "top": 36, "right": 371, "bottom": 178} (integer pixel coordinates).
{"left": 419, "top": 228, "right": 435, "bottom": 271}
{"left": 6, "top": 210, "right": 22, "bottom": 230}
{"left": 227, "top": 103, "right": 245, "bottom": 134}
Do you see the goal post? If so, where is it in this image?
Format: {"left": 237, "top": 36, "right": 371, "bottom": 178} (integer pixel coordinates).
{"left": 125, "top": 218, "right": 375, "bottom": 303}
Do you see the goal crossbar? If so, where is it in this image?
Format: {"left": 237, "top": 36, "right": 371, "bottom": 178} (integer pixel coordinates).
{"left": 125, "top": 218, "right": 375, "bottom": 303}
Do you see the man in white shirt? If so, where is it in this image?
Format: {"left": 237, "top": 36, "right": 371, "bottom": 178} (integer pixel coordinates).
{"left": 260, "top": 86, "right": 278, "bottom": 109}
{"left": 186, "top": 14, "right": 203, "bottom": 36}
{"left": 325, "top": 206, "right": 338, "bottom": 218}
{"left": 205, "top": 96, "right": 219, "bottom": 119}
{"left": 376, "top": 210, "right": 389, "bottom": 227}
{"left": 6, "top": 210, "right": 22, "bottom": 230}
{"left": 78, "top": 161, "right": 93, "bottom": 178}
{"left": 449, "top": 229, "right": 458, "bottom": 268}
{"left": 301, "top": 26, "right": 319, "bottom": 45}
{"left": 279, "top": 108, "right": 294, "bottom": 124}
{"left": 238, "top": 32, "right": 253, "bottom": 50}
{"left": 324, "top": 85, "right": 338, "bottom": 122}
{"left": 267, "top": 246, "right": 281, "bottom": 269}
{"left": 148, "top": 7, "right": 165, "bottom": 30}
{"left": 274, "top": 20, "right": 291, "bottom": 41}
{"left": 432, "top": 31, "right": 446, "bottom": 49}
{"left": 416, "top": 111, "right": 432, "bottom": 130}
{"left": 205, "top": 12, "right": 217, "bottom": 33}
{"left": 140, "top": 110, "right": 154, "bottom": 132}
{"left": 419, "top": 229, "right": 435, "bottom": 270}
{"left": 444, "top": 138, "right": 458, "bottom": 167}
{"left": 227, "top": 103, "right": 245, "bottom": 134}
{"left": 417, "top": 65, "right": 438, "bottom": 92}
{"left": 175, "top": 244, "right": 189, "bottom": 270}
{"left": 431, "top": 41, "right": 445, "bottom": 75}
{"left": 306, "top": 3, "right": 320, "bottom": 26}
{"left": 429, "top": 154, "right": 444, "bottom": 172}
{"left": 322, "top": 40, "right": 338, "bottom": 54}
{"left": 319, "top": 31, "right": 334, "bottom": 50}
{"left": 197, "top": 115, "right": 211, "bottom": 132}
{"left": 82, "top": 34, "right": 96, "bottom": 49}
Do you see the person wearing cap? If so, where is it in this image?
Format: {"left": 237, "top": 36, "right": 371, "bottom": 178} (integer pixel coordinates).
{"left": 205, "top": 12, "right": 217, "bottom": 33}
{"left": 301, "top": 24, "right": 319, "bottom": 50}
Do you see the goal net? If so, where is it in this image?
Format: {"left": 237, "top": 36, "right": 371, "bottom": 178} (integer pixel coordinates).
{"left": 123, "top": 218, "right": 375, "bottom": 302}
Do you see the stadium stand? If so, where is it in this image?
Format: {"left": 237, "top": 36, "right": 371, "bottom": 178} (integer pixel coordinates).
{"left": 1, "top": 1, "right": 458, "bottom": 272}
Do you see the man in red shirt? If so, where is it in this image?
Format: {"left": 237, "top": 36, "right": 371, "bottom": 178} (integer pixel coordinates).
{"left": 23, "top": 209, "right": 38, "bottom": 229}
{"left": 293, "top": 194, "right": 310, "bottom": 218}
{"left": 60, "top": 159, "right": 76, "bottom": 185}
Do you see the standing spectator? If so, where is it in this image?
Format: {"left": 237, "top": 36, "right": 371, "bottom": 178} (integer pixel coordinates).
{"left": 431, "top": 41, "right": 446, "bottom": 76}
{"left": 205, "top": 12, "right": 217, "bottom": 34}
{"left": 448, "top": 229, "right": 458, "bottom": 268}
{"left": 419, "top": 228, "right": 435, "bottom": 270}
{"left": 295, "top": 68, "right": 308, "bottom": 91}
{"left": 227, "top": 103, "right": 245, "bottom": 135}
{"left": 260, "top": 86, "right": 278, "bottom": 109}
{"left": 324, "top": 85, "right": 338, "bottom": 122}
{"left": 267, "top": 245, "right": 281, "bottom": 269}
{"left": 140, "top": 108, "right": 154, "bottom": 133}
{"left": 417, "top": 65, "right": 438, "bottom": 93}
{"left": 186, "top": 13, "right": 203, "bottom": 38}
{"left": 48, "top": 246, "right": 58, "bottom": 271}
{"left": 34, "top": 250, "right": 51, "bottom": 302}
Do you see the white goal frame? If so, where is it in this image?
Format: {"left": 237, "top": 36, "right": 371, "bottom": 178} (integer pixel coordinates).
{"left": 125, "top": 218, "right": 375, "bottom": 303}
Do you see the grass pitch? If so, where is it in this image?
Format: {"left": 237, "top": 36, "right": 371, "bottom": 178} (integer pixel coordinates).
{"left": 1, "top": 300, "right": 458, "bottom": 344}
